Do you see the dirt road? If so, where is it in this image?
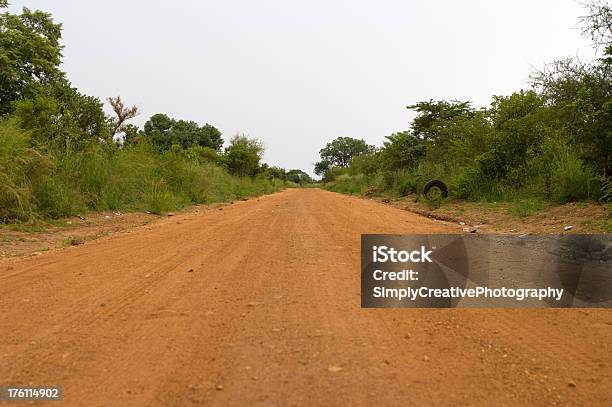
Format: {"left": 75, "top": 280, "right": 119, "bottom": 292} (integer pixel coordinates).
{"left": 1, "top": 189, "right": 610, "bottom": 406}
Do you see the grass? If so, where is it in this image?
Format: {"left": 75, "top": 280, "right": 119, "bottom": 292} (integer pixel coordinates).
{"left": 580, "top": 218, "right": 612, "bottom": 233}
{"left": 506, "top": 198, "right": 546, "bottom": 218}
{"left": 323, "top": 139, "right": 602, "bottom": 213}
{"left": 0, "top": 121, "right": 287, "bottom": 224}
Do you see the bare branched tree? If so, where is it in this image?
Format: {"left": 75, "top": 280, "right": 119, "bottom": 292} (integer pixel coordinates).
{"left": 107, "top": 96, "right": 139, "bottom": 136}
{"left": 579, "top": 1, "right": 612, "bottom": 47}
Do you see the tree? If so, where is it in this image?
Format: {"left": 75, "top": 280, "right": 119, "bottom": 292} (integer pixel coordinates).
{"left": 477, "top": 91, "right": 548, "bottom": 181}
{"left": 200, "top": 123, "right": 223, "bottom": 151}
{"left": 107, "top": 96, "right": 139, "bottom": 138}
{"left": 13, "top": 79, "right": 109, "bottom": 152}
{"left": 224, "top": 135, "right": 264, "bottom": 176}
{"left": 0, "top": 4, "right": 64, "bottom": 114}
{"left": 170, "top": 120, "right": 205, "bottom": 149}
{"left": 380, "top": 131, "right": 426, "bottom": 170}
{"left": 349, "top": 152, "right": 380, "bottom": 175}
{"left": 317, "top": 137, "right": 374, "bottom": 168}
{"left": 408, "top": 100, "right": 473, "bottom": 141}
{"left": 0, "top": 4, "right": 111, "bottom": 152}
{"left": 142, "top": 113, "right": 173, "bottom": 149}
{"left": 142, "top": 114, "right": 224, "bottom": 151}
{"left": 579, "top": 0, "right": 612, "bottom": 48}
{"left": 286, "top": 169, "right": 313, "bottom": 185}
{"left": 406, "top": 100, "right": 476, "bottom": 164}
{"left": 264, "top": 166, "right": 286, "bottom": 180}
{"left": 530, "top": 1, "right": 612, "bottom": 175}
{"left": 121, "top": 123, "right": 141, "bottom": 145}
{"left": 314, "top": 159, "right": 332, "bottom": 177}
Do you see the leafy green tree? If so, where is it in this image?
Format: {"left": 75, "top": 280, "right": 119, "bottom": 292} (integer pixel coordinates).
{"left": 477, "top": 91, "right": 548, "bottom": 182}
{"left": 200, "top": 123, "right": 223, "bottom": 151}
{"left": 408, "top": 100, "right": 473, "bottom": 141}
{"left": 529, "top": 0, "right": 612, "bottom": 175}
{"left": 348, "top": 152, "right": 380, "bottom": 175}
{"left": 314, "top": 159, "right": 332, "bottom": 177}
{"left": 224, "top": 135, "right": 264, "bottom": 176}
{"left": 407, "top": 100, "right": 474, "bottom": 163}
{"left": 0, "top": 3, "right": 110, "bottom": 152}
{"left": 142, "top": 114, "right": 224, "bottom": 151}
{"left": 316, "top": 137, "right": 374, "bottom": 169}
{"left": 171, "top": 120, "right": 205, "bottom": 149}
{"left": 143, "top": 113, "right": 174, "bottom": 149}
{"left": 444, "top": 110, "right": 493, "bottom": 167}
{"left": 13, "top": 79, "right": 109, "bottom": 152}
{"left": 264, "top": 166, "right": 287, "bottom": 180}
{"left": 380, "top": 131, "right": 426, "bottom": 170}
{"left": 0, "top": 3, "right": 64, "bottom": 114}
{"left": 286, "top": 169, "right": 312, "bottom": 184}
{"left": 121, "top": 123, "right": 141, "bottom": 145}
{"left": 532, "top": 58, "right": 612, "bottom": 175}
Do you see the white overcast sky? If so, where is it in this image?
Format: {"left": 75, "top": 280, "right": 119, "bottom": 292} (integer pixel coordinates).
{"left": 10, "top": 1, "right": 594, "bottom": 174}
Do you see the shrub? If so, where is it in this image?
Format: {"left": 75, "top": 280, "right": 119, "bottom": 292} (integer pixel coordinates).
{"left": 0, "top": 120, "right": 286, "bottom": 223}
{"left": 0, "top": 120, "right": 50, "bottom": 221}
{"left": 542, "top": 139, "right": 596, "bottom": 203}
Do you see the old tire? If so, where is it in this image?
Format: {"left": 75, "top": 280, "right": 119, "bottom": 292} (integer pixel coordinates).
{"left": 423, "top": 179, "right": 448, "bottom": 198}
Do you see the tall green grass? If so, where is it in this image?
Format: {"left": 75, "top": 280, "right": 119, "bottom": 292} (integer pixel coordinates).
{"left": 0, "top": 121, "right": 285, "bottom": 222}
{"left": 324, "top": 138, "right": 602, "bottom": 208}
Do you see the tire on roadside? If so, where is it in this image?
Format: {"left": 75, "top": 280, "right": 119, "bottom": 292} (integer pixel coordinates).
{"left": 422, "top": 179, "right": 448, "bottom": 198}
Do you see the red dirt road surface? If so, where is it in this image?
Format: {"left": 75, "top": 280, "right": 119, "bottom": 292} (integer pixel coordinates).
{"left": 1, "top": 189, "right": 610, "bottom": 406}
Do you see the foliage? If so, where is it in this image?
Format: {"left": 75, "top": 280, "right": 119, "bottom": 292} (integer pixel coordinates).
{"left": 578, "top": 0, "right": 612, "bottom": 48}
{"left": 0, "top": 3, "right": 63, "bottom": 114}
{"left": 379, "top": 131, "right": 426, "bottom": 171}
{"left": 0, "top": 3, "right": 309, "bottom": 224}
{"left": 317, "top": 2, "right": 611, "bottom": 205}
{"left": 285, "top": 169, "right": 313, "bottom": 185}
{"left": 315, "top": 137, "right": 374, "bottom": 178}
{"left": 408, "top": 100, "right": 473, "bottom": 142}
{"left": 224, "top": 135, "right": 265, "bottom": 177}
{"left": 263, "top": 166, "right": 287, "bottom": 180}
{"left": 314, "top": 159, "right": 332, "bottom": 177}
{"left": 0, "top": 122, "right": 285, "bottom": 222}
{"left": 598, "top": 176, "right": 612, "bottom": 202}
{"left": 142, "top": 113, "right": 224, "bottom": 151}
{"left": 13, "top": 80, "right": 110, "bottom": 152}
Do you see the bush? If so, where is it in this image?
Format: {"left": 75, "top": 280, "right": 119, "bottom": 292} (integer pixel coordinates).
{"left": 0, "top": 121, "right": 43, "bottom": 221}
{"left": 546, "top": 142, "right": 596, "bottom": 203}
{"left": 599, "top": 177, "right": 612, "bottom": 203}
{"left": 0, "top": 120, "right": 286, "bottom": 223}
{"left": 326, "top": 174, "right": 366, "bottom": 195}
{"left": 143, "top": 180, "right": 182, "bottom": 214}
{"left": 397, "top": 176, "right": 417, "bottom": 196}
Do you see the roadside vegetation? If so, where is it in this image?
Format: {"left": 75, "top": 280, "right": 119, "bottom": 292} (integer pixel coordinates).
{"left": 0, "top": 2, "right": 311, "bottom": 223}
{"left": 315, "top": 1, "right": 612, "bottom": 217}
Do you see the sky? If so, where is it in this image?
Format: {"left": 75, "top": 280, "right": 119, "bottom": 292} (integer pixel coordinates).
{"left": 10, "top": 0, "right": 594, "bottom": 175}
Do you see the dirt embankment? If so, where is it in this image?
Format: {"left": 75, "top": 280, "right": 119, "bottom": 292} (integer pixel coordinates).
{"left": 378, "top": 195, "right": 611, "bottom": 234}
{"left": 0, "top": 189, "right": 610, "bottom": 406}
